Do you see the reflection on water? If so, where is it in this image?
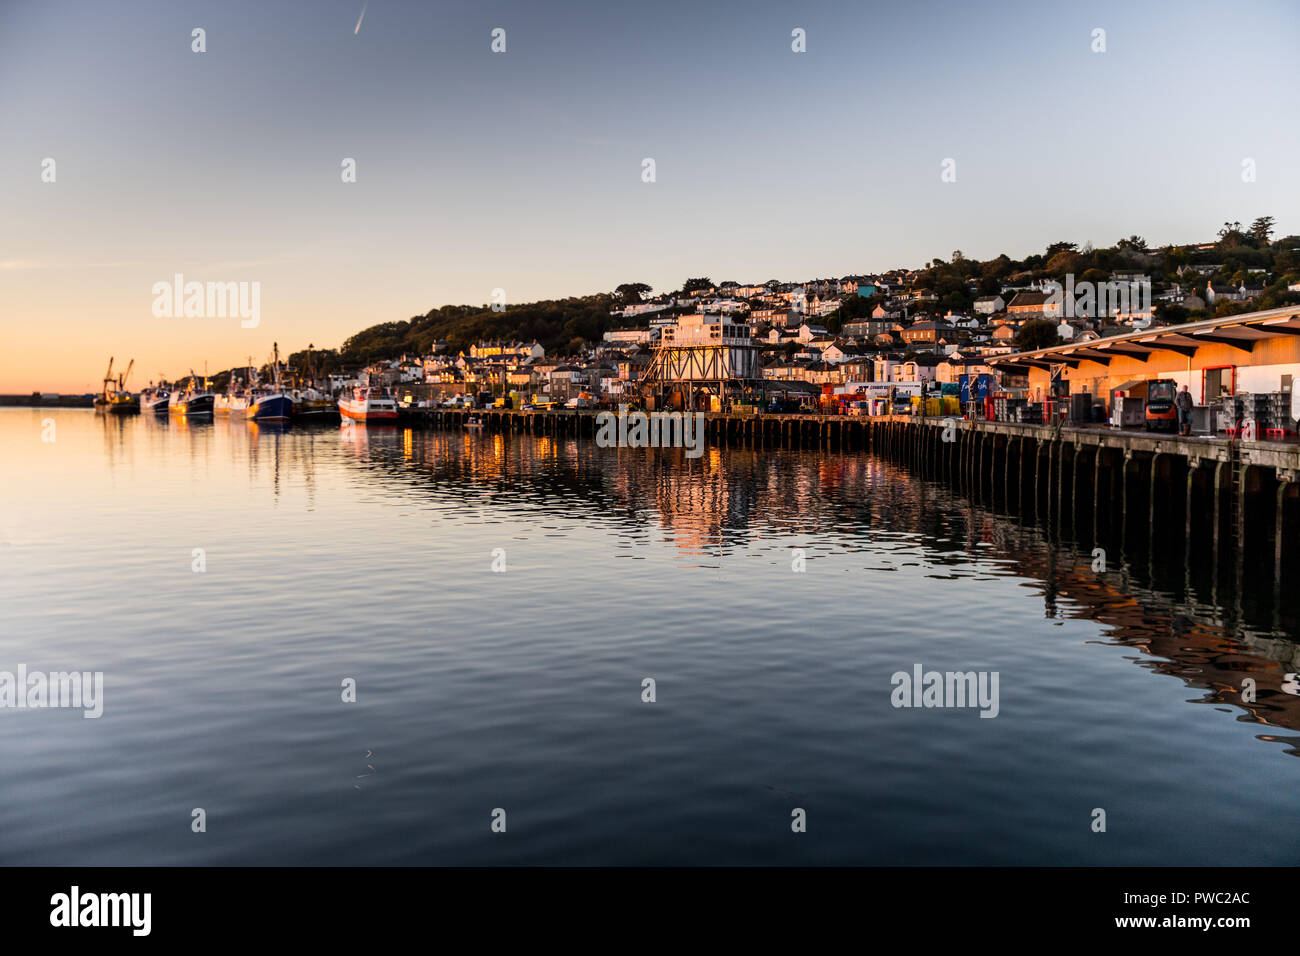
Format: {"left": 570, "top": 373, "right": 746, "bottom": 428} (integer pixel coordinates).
{"left": 1, "top": 409, "right": 1297, "bottom": 866}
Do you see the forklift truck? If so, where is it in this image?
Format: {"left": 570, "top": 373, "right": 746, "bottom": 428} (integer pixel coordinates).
{"left": 1143, "top": 379, "right": 1178, "bottom": 432}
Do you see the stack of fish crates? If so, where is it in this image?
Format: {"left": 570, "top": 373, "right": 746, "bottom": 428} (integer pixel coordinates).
{"left": 1221, "top": 393, "right": 1275, "bottom": 436}
{"left": 1245, "top": 393, "right": 1273, "bottom": 433}
{"left": 1266, "top": 391, "right": 1296, "bottom": 436}
{"left": 1016, "top": 403, "right": 1043, "bottom": 425}
{"left": 995, "top": 397, "right": 1026, "bottom": 422}
{"left": 1216, "top": 396, "right": 1241, "bottom": 433}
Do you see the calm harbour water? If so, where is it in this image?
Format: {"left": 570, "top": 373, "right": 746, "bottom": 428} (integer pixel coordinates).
{"left": 2, "top": 407, "right": 1297, "bottom": 866}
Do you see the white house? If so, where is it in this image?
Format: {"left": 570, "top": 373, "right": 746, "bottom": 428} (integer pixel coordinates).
{"left": 821, "top": 342, "right": 864, "bottom": 365}
{"left": 892, "top": 360, "right": 937, "bottom": 383}
{"left": 1205, "top": 281, "right": 1243, "bottom": 305}
{"left": 602, "top": 327, "right": 661, "bottom": 346}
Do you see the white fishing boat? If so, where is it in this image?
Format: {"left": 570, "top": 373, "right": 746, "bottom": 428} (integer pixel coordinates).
{"left": 338, "top": 385, "right": 398, "bottom": 423}
{"left": 139, "top": 386, "right": 171, "bottom": 415}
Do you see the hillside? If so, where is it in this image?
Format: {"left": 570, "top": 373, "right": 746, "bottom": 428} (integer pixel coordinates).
{"left": 267, "top": 217, "right": 1300, "bottom": 382}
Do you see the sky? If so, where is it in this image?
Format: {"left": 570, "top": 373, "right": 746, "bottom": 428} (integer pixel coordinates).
{"left": 1, "top": 0, "right": 1297, "bottom": 392}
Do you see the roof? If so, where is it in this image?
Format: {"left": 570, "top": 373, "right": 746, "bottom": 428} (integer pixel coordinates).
{"left": 987, "top": 305, "right": 1300, "bottom": 369}
{"left": 1008, "top": 292, "right": 1051, "bottom": 307}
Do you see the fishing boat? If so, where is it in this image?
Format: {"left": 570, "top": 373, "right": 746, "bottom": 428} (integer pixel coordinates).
{"left": 170, "top": 368, "right": 216, "bottom": 417}
{"left": 216, "top": 389, "right": 250, "bottom": 416}
{"left": 217, "top": 358, "right": 258, "bottom": 415}
{"left": 245, "top": 344, "right": 293, "bottom": 422}
{"left": 464, "top": 413, "right": 485, "bottom": 430}
{"left": 106, "top": 394, "right": 138, "bottom": 415}
{"left": 94, "top": 357, "right": 140, "bottom": 415}
{"left": 289, "top": 345, "right": 340, "bottom": 422}
{"left": 139, "top": 386, "right": 171, "bottom": 415}
{"left": 245, "top": 347, "right": 292, "bottom": 422}
{"left": 214, "top": 387, "right": 238, "bottom": 415}
{"left": 289, "top": 385, "right": 337, "bottom": 422}
{"left": 172, "top": 389, "right": 216, "bottom": 417}
{"left": 246, "top": 387, "right": 293, "bottom": 422}
{"left": 338, "top": 385, "right": 398, "bottom": 423}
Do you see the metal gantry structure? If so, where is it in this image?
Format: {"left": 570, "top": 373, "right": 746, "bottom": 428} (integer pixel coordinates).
{"left": 638, "top": 314, "right": 763, "bottom": 410}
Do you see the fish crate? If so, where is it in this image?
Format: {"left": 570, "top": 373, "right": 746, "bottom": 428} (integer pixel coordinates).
{"left": 1220, "top": 395, "right": 1276, "bottom": 431}
{"left": 995, "top": 397, "right": 1025, "bottom": 423}
{"left": 1016, "top": 403, "right": 1043, "bottom": 425}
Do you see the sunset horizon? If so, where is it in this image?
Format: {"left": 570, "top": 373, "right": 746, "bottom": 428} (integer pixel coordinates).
{"left": 4, "top": 0, "right": 1296, "bottom": 392}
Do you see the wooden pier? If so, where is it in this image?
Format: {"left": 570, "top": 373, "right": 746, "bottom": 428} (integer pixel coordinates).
{"left": 406, "top": 406, "right": 1299, "bottom": 590}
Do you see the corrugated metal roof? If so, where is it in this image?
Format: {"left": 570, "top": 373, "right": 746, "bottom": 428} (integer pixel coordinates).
{"left": 988, "top": 305, "right": 1300, "bottom": 365}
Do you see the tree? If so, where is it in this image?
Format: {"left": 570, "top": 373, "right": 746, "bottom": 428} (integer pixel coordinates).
{"left": 1014, "top": 319, "right": 1061, "bottom": 351}
{"left": 1217, "top": 221, "right": 1246, "bottom": 249}
{"left": 614, "top": 282, "right": 651, "bottom": 306}
{"left": 1154, "top": 304, "right": 1189, "bottom": 325}
{"left": 836, "top": 294, "right": 876, "bottom": 322}
{"left": 942, "top": 290, "right": 968, "bottom": 313}
{"left": 681, "top": 277, "right": 714, "bottom": 294}
{"left": 980, "top": 254, "right": 1013, "bottom": 279}
{"left": 1046, "top": 249, "right": 1083, "bottom": 275}
{"left": 1165, "top": 246, "right": 1190, "bottom": 272}
{"left": 1116, "top": 235, "right": 1148, "bottom": 253}
{"left": 1249, "top": 216, "right": 1275, "bottom": 247}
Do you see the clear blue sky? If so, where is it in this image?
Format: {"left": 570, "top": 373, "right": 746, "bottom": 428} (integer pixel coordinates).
{"left": 1, "top": 0, "right": 1297, "bottom": 389}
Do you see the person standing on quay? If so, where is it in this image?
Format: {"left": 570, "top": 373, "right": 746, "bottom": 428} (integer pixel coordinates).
{"left": 1175, "top": 384, "right": 1194, "bottom": 436}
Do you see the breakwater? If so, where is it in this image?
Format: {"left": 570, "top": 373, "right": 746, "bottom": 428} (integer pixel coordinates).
{"left": 1, "top": 395, "right": 94, "bottom": 407}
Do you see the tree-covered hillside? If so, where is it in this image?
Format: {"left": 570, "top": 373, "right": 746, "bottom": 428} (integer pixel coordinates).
{"left": 338, "top": 295, "right": 616, "bottom": 364}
